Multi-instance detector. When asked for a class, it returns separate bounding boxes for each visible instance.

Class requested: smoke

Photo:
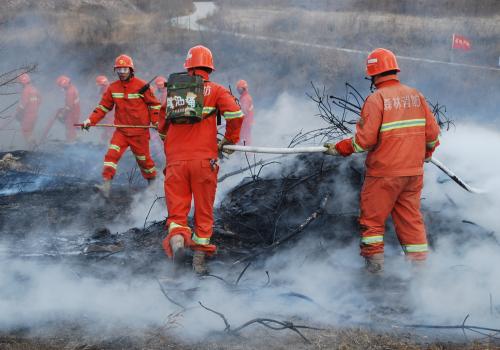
[1,1,499,346]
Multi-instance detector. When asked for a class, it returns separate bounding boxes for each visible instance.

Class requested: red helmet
[155,76,166,89]
[56,75,71,88]
[95,75,109,86]
[236,79,248,92]
[18,73,31,85]
[114,54,134,71]
[366,48,400,77]
[184,45,215,70]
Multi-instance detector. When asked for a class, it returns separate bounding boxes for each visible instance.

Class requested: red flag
[451,34,472,51]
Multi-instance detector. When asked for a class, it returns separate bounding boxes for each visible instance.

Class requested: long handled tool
[430,157,485,194]
[74,123,157,129]
[222,145,485,194]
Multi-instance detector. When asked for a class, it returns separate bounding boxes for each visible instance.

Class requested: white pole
[223,145,327,154]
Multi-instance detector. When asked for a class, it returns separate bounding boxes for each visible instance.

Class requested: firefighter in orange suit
[82,54,162,197]
[56,75,81,142]
[324,48,440,273]
[95,75,114,144]
[236,79,254,145]
[158,45,243,274]
[154,76,167,104]
[16,73,41,146]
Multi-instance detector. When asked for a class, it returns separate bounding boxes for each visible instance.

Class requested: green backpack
[166,72,204,124]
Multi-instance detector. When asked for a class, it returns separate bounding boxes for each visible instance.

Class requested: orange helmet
[155,76,166,89]
[236,79,248,92]
[56,75,71,88]
[366,48,400,77]
[95,75,109,86]
[18,73,31,85]
[184,45,215,70]
[114,54,134,71]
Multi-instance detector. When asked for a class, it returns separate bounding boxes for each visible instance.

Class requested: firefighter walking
[55,75,81,142]
[324,48,440,273]
[158,45,243,274]
[82,54,162,197]
[236,79,254,145]
[15,73,41,147]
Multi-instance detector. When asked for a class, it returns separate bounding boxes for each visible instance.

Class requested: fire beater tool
[222,145,486,194]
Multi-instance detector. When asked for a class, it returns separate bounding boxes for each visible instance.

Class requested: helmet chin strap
[365,76,375,93]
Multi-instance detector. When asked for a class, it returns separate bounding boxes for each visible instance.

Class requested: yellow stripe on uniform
[192,233,210,245]
[223,110,243,119]
[108,144,120,152]
[168,222,190,234]
[149,105,161,110]
[103,161,117,169]
[352,137,365,153]
[361,235,384,245]
[111,93,124,98]
[380,118,426,132]
[135,155,146,161]
[141,166,156,174]
[127,93,144,99]
[98,104,110,113]
[202,107,216,115]
[426,137,439,149]
[402,243,428,253]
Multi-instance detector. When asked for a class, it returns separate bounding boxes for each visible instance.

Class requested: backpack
[165,72,204,124]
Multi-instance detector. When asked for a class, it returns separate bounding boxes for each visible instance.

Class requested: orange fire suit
[239,90,254,145]
[62,84,81,142]
[88,76,161,180]
[16,83,41,142]
[348,75,440,260]
[158,69,243,257]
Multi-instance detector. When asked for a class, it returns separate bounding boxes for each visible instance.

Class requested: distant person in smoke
[158,45,243,274]
[324,48,440,274]
[95,75,114,145]
[154,76,167,104]
[236,79,254,145]
[53,75,81,142]
[15,73,41,148]
[82,54,162,198]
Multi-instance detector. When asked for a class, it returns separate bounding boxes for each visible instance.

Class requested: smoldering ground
[1,90,499,347]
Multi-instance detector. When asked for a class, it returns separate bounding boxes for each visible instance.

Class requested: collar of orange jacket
[375,74,399,88]
[188,69,210,81]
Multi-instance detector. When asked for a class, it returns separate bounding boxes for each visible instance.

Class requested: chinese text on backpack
[166,72,204,124]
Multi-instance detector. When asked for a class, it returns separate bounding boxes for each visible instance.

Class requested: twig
[235,261,252,285]
[143,195,165,230]
[157,278,186,310]
[198,301,231,331]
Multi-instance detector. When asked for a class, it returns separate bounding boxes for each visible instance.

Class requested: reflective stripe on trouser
[163,159,218,257]
[359,175,428,260]
[102,130,156,180]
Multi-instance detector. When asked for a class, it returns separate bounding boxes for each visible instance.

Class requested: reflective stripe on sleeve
[141,166,156,174]
[223,110,243,119]
[361,235,384,245]
[135,155,146,161]
[111,93,125,98]
[402,243,428,253]
[192,233,210,245]
[352,137,365,153]
[103,161,117,169]
[108,144,120,152]
[127,93,144,99]
[98,104,110,113]
[380,118,426,132]
[149,105,161,110]
[426,137,439,149]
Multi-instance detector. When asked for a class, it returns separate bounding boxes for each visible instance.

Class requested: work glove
[218,137,234,155]
[323,143,339,156]
[81,118,91,131]
[334,138,355,157]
